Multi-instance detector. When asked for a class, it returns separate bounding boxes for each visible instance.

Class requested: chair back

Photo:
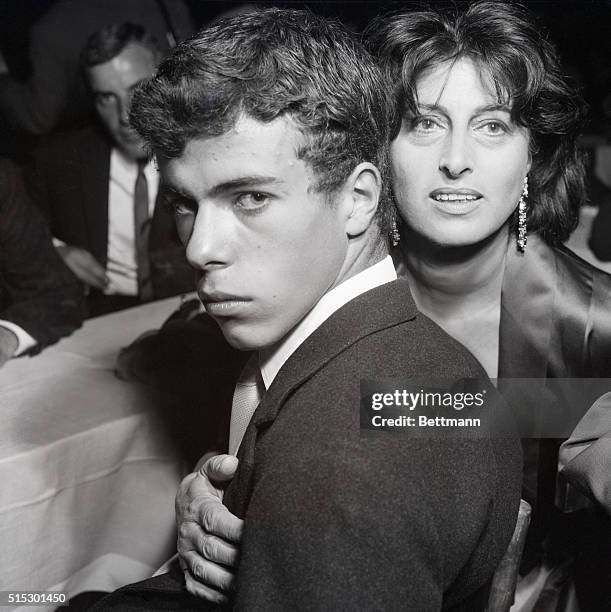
[487,499,532,612]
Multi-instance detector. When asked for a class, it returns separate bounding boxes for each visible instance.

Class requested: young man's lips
[199,291,251,315]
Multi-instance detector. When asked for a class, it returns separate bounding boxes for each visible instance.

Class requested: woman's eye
[412,117,441,132]
[235,192,271,210]
[480,120,508,135]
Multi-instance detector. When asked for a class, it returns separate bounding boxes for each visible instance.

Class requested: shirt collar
[110,149,156,192]
[258,255,397,390]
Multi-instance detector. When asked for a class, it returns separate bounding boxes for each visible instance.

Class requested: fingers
[179,521,240,567]
[183,567,230,604]
[175,456,243,602]
[75,250,109,289]
[182,550,236,593]
[198,498,244,544]
[58,246,109,289]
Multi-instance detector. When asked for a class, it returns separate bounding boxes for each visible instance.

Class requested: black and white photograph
[0,1,610,610]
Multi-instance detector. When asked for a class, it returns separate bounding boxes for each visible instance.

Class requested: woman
[176,1,611,608]
[372,4,611,607]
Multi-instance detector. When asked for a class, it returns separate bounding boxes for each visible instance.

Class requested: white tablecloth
[0,296,192,609]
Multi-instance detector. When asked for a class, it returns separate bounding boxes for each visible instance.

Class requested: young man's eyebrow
[161,176,284,200]
[209,175,283,197]
[161,184,192,199]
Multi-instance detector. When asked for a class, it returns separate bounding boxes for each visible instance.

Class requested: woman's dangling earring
[517,176,528,253]
[390,218,400,247]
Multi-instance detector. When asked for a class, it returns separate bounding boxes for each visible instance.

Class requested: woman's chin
[406,222,510,253]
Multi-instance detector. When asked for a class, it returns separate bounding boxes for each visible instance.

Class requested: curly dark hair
[367,0,587,245]
[130,8,394,236]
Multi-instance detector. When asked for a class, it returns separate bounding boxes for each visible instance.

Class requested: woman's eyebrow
[472,103,512,114]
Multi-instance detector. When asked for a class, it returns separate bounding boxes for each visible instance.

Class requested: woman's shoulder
[552,242,611,282]
[508,233,611,293]
[503,234,611,376]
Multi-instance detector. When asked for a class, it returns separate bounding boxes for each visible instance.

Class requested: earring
[390,218,400,247]
[517,176,528,253]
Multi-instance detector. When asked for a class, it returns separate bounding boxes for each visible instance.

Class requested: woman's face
[390,57,531,247]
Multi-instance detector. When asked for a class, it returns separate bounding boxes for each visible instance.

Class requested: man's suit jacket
[0,158,82,351]
[97,278,523,611]
[26,127,195,302]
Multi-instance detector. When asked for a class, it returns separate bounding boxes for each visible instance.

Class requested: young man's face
[160,115,351,351]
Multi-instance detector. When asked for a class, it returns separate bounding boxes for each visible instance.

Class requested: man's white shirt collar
[259,255,397,390]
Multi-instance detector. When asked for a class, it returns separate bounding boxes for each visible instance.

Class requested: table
[0,296,192,609]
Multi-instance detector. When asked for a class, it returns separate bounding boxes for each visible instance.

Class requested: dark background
[1,0,611,133]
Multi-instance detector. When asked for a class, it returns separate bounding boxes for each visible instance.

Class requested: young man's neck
[330,233,388,292]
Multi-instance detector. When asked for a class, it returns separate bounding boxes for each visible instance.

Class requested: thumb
[204,454,239,482]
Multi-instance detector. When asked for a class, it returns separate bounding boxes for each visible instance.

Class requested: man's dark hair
[367,0,587,245]
[81,22,160,69]
[130,8,394,235]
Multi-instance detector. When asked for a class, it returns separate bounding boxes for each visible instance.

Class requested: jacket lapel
[224,278,418,517]
[80,130,112,265]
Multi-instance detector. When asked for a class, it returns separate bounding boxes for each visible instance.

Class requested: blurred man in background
[27,23,194,317]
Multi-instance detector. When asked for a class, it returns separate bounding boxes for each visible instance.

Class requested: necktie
[134,160,153,301]
[229,355,264,456]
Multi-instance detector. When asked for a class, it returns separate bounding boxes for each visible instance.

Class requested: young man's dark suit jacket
[0,158,82,351]
[95,278,523,611]
[26,127,195,313]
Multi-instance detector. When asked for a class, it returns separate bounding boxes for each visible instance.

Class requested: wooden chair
[487,499,532,612]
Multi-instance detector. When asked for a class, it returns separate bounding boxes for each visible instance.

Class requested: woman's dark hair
[367,0,587,245]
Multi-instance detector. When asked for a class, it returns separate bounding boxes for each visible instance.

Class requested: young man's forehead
[161,115,311,180]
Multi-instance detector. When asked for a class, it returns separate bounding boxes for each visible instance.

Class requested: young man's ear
[341,162,382,238]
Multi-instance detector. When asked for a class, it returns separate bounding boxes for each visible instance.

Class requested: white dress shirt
[0,151,160,357]
[228,255,397,454]
[259,255,397,390]
[105,149,158,295]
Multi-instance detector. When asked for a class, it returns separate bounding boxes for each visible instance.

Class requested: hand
[0,326,18,367]
[56,245,108,290]
[176,454,242,604]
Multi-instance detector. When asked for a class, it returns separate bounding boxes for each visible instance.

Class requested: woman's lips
[429,189,482,214]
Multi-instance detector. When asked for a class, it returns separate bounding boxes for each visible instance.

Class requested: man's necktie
[229,355,264,456]
[134,160,153,301]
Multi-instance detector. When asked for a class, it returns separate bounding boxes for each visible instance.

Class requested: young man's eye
[174,201,195,216]
[235,192,271,211]
[164,195,195,216]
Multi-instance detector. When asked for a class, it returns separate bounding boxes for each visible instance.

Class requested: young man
[27,24,193,317]
[95,9,521,610]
